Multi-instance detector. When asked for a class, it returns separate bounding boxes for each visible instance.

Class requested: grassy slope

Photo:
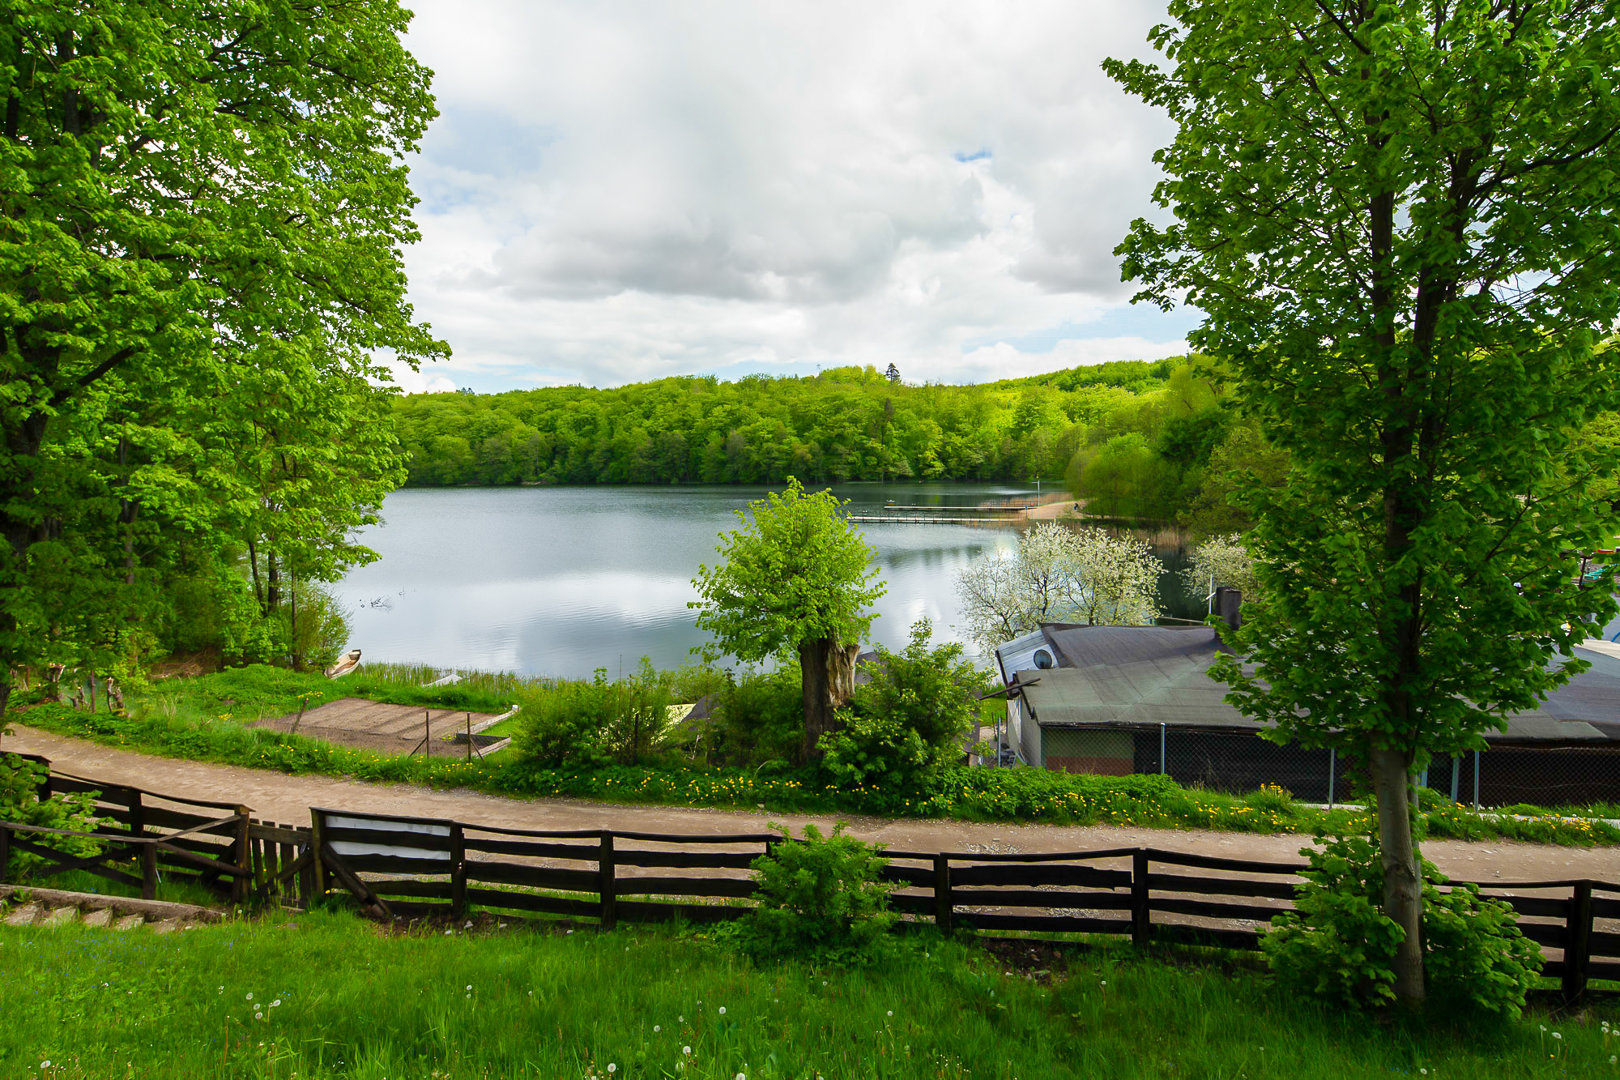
[2,912,1614,1080]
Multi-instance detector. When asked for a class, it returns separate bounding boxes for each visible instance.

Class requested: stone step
[150,918,183,934]
[112,914,145,932]
[3,904,42,927]
[80,907,113,929]
[39,906,78,928]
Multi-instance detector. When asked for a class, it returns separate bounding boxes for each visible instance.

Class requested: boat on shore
[325,649,362,678]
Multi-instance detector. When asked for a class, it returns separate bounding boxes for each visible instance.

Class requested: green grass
[9,868,223,909]
[10,666,1619,847]
[0,910,1614,1079]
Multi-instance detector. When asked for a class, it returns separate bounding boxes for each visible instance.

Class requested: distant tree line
[394,357,1290,537]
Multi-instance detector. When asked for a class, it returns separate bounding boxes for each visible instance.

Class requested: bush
[703,667,804,766]
[818,619,990,798]
[513,661,675,767]
[0,751,106,875]
[729,822,896,966]
[1262,835,1542,1019]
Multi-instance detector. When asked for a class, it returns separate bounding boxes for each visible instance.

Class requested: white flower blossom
[957,523,1162,655]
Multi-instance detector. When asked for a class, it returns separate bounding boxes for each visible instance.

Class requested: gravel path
[6,724,1615,883]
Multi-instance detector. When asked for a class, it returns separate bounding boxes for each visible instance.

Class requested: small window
[1033,649,1054,669]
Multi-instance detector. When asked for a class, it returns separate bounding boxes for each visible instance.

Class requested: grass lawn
[1,910,1616,1079]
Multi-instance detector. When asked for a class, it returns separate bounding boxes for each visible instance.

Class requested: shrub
[730,822,896,966]
[0,751,106,875]
[819,619,990,796]
[1262,835,1542,1019]
[704,667,804,766]
[512,661,675,767]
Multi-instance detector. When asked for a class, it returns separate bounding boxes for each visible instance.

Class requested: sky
[391,1,1198,395]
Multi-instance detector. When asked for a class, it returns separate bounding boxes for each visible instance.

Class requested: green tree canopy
[1,1,442,699]
[1109,0,1620,1005]
[691,480,886,759]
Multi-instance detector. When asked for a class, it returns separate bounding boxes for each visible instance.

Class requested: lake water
[331,484,1036,679]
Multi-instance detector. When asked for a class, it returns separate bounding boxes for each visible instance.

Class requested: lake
[331,483,1036,679]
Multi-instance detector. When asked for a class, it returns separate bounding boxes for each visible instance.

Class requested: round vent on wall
[1033,649,1054,669]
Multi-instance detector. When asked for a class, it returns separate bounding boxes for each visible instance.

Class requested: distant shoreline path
[5,724,1612,882]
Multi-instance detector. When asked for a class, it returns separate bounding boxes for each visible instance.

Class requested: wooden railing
[3,753,1616,1003]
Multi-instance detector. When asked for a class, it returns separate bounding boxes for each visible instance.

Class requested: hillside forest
[393,356,1288,538]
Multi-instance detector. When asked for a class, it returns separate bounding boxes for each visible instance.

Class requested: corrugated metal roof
[1009,625,1618,743]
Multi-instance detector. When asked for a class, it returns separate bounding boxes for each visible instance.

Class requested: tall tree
[690,480,886,759]
[955,522,1162,657]
[0,2,442,705]
[1109,1,1620,1004]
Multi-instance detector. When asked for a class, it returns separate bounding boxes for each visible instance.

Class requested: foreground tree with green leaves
[0,2,442,700]
[1109,1,1620,1005]
[691,480,885,759]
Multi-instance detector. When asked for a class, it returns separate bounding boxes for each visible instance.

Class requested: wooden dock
[849,515,1023,524]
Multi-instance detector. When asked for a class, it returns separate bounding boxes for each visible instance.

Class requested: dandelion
[41,1062,49,1070]
[466,985,473,992]
[683,1046,692,1056]
[271,1000,281,1008]
[607,1066,617,1075]
[718,1007,727,1016]
[255,1011,263,1021]
[887,1010,893,1017]
[654,1026,661,1033]
[1552,1032,1562,1041]
[246,993,254,1001]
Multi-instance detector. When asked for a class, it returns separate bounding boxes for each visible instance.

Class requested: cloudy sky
[393,1,1198,394]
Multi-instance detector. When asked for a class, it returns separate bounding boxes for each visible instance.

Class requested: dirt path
[6,724,1615,883]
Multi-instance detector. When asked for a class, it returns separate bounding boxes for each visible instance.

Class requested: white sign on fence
[326,813,452,863]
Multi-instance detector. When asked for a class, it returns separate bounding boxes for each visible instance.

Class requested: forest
[392,356,1287,537]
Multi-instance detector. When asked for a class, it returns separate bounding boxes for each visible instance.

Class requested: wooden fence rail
[2,753,1617,1003]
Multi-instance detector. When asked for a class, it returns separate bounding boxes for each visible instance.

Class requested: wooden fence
[307,806,1620,1003]
[0,752,312,905]
[2,753,1617,1003]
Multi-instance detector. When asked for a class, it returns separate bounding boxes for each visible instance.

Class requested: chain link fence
[1084,725,1620,810]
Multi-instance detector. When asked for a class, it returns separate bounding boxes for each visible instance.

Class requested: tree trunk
[799,637,859,760]
[1370,744,1426,1005]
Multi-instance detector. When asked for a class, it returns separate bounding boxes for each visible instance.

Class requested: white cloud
[397,0,1190,391]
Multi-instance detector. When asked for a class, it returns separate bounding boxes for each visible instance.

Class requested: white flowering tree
[1180,534,1261,609]
[955,523,1162,657]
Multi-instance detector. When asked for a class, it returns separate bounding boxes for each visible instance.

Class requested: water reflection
[333,484,1027,679]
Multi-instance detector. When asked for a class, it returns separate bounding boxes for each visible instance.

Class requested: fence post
[1472,751,1481,811]
[0,824,10,884]
[1131,849,1151,948]
[450,824,467,917]
[599,831,617,930]
[129,790,145,839]
[140,842,158,901]
[933,853,953,936]
[297,826,316,908]
[1449,756,1461,804]
[1159,724,1167,775]
[310,810,327,900]
[1563,881,1593,1006]
[1327,749,1336,809]
[232,808,250,904]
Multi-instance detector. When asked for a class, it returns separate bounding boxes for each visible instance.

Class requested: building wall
[1014,698,1043,767]
[1043,728,1135,775]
